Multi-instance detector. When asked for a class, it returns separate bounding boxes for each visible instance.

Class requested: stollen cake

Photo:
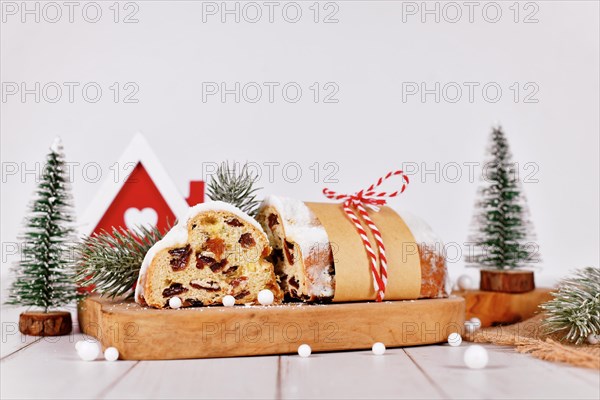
[135,201,283,308]
[256,195,449,302]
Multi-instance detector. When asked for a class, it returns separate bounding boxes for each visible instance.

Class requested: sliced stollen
[256,196,335,302]
[257,195,449,302]
[135,201,283,308]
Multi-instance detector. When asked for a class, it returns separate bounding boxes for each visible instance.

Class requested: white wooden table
[2,307,599,400]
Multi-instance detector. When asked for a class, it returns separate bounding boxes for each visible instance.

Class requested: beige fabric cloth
[469,314,600,370]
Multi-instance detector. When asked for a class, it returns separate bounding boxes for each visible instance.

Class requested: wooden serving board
[78,296,465,360]
[455,288,553,327]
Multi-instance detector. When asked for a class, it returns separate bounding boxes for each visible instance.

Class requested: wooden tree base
[480,269,535,293]
[19,311,72,336]
[454,288,553,327]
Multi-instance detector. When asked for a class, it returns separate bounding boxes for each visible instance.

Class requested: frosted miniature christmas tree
[6,138,79,335]
[468,126,537,270]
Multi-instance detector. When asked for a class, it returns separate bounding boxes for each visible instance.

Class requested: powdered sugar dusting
[262,196,314,227]
[262,195,330,257]
[307,268,334,298]
[398,210,443,249]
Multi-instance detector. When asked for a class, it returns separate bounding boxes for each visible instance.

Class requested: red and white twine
[323,170,409,302]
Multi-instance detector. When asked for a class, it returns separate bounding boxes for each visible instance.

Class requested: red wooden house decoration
[80,133,204,236]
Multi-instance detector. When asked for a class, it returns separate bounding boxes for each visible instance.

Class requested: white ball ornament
[104,347,119,362]
[169,296,182,309]
[75,340,85,352]
[463,345,489,369]
[78,341,100,361]
[222,295,236,307]
[457,275,473,291]
[448,332,462,347]
[372,342,386,355]
[298,344,312,358]
[587,334,599,345]
[258,289,274,306]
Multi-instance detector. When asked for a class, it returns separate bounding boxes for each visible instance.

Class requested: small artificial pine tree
[6,138,79,312]
[467,126,537,269]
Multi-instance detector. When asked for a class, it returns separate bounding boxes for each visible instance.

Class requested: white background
[1,0,599,298]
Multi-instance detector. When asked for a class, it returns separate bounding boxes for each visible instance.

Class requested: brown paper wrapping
[305,202,421,302]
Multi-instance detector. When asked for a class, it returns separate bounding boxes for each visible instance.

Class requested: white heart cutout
[124,207,158,233]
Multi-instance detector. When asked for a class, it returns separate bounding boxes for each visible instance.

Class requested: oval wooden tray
[77,295,465,360]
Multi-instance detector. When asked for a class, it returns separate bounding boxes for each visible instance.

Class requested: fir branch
[206,161,262,217]
[541,267,600,345]
[75,225,164,299]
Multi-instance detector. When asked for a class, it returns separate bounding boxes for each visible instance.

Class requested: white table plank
[489,345,600,387]
[279,348,444,399]
[1,332,138,400]
[405,343,600,400]
[101,356,280,399]
[2,319,599,400]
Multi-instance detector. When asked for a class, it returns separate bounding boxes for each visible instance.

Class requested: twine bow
[323,171,409,302]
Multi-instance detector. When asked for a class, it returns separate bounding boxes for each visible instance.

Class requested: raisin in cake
[135,201,283,308]
[256,195,449,302]
[256,196,335,302]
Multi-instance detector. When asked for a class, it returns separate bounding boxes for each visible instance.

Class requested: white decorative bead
[258,289,274,306]
[75,340,85,352]
[463,345,489,369]
[457,275,473,290]
[104,347,119,362]
[448,332,462,347]
[371,342,386,355]
[77,341,100,361]
[587,334,599,345]
[222,295,236,307]
[298,344,312,358]
[169,296,182,309]
[470,317,482,328]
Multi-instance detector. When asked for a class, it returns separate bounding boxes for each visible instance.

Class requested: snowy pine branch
[206,161,262,217]
[75,226,165,299]
[541,267,600,344]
